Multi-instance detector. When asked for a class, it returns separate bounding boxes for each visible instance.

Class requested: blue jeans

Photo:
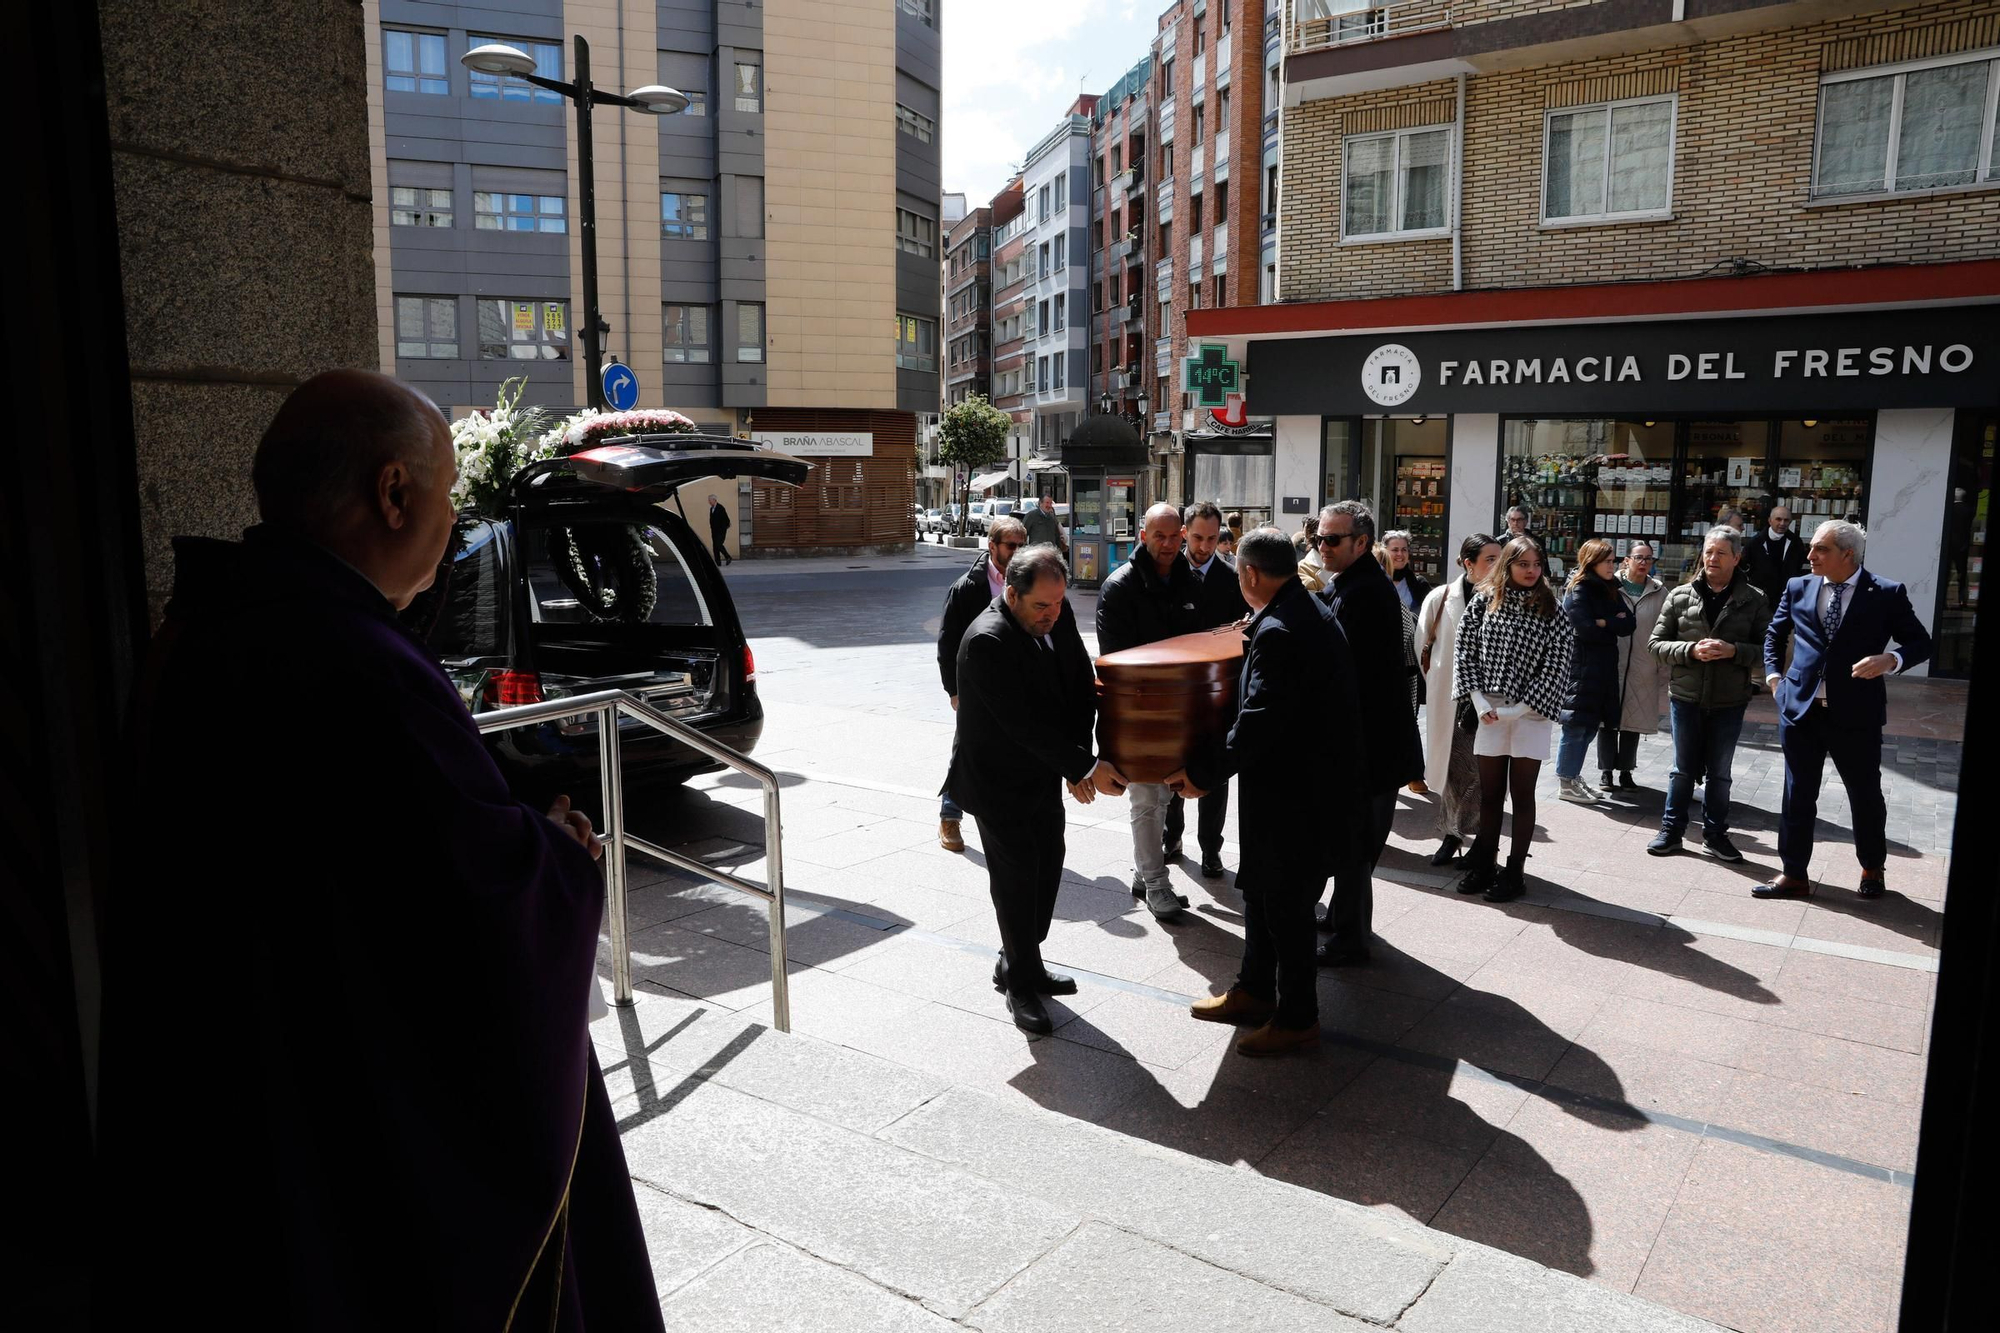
[1662,699,1747,838]
[1555,721,1596,779]
[940,791,962,821]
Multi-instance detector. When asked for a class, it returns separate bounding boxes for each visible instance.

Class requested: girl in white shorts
[1449,537,1575,901]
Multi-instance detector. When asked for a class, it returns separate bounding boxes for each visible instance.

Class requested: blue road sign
[602,361,640,411]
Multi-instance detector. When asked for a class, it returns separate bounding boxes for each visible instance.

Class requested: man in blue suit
[1754,520,1932,900]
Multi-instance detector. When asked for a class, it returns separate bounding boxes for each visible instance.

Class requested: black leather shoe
[1485,861,1526,903]
[1647,830,1682,856]
[1857,870,1885,899]
[1036,969,1079,996]
[1456,850,1496,896]
[1752,876,1813,899]
[1599,770,1615,791]
[1314,902,1333,931]
[1315,941,1371,968]
[1163,840,1184,861]
[1429,835,1462,867]
[1006,991,1054,1035]
[1200,852,1226,878]
[1618,771,1638,790]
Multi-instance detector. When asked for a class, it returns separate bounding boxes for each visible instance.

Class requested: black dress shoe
[1006,991,1054,1035]
[1200,852,1226,878]
[1429,835,1462,867]
[1618,771,1638,790]
[1857,870,1886,899]
[1036,968,1079,996]
[1315,941,1371,968]
[1456,850,1496,895]
[1752,876,1813,899]
[1163,840,1184,861]
[1313,901,1332,931]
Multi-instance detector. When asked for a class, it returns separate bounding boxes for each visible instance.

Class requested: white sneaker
[1557,777,1602,804]
[1144,883,1185,920]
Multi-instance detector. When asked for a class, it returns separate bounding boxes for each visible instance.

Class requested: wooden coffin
[1095,627,1245,784]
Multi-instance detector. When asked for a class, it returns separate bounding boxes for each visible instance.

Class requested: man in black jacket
[1165,500,1251,878]
[946,546,1128,1034]
[1096,502,1203,919]
[707,493,733,565]
[1170,529,1360,1057]
[1314,501,1425,965]
[1742,503,1808,612]
[933,517,1027,852]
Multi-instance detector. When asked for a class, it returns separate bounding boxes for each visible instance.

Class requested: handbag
[1454,695,1479,735]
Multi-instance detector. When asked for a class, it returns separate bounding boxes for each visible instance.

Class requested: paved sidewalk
[602,658,1956,1333]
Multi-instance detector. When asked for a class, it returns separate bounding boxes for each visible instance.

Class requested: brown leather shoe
[1751,874,1813,899]
[939,819,964,853]
[1236,1020,1321,1058]
[1189,988,1277,1026]
[1857,868,1886,899]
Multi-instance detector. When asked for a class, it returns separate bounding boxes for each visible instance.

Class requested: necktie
[1193,566,1204,585]
[1825,581,1846,637]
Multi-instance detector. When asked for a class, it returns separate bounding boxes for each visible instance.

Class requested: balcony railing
[1213,223,1228,274]
[1288,1,1451,55]
[1190,233,1204,270]
[1126,167,1147,199]
[1154,411,1172,432]
[1215,31,1233,85]
[1192,142,1206,177]
[1156,177,1175,214]
[1159,99,1177,139]
[1111,167,1136,196]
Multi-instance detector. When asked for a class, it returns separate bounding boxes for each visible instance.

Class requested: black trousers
[974,801,1066,996]
[1240,876,1325,1028]
[1163,782,1228,856]
[1595,726,1640,773]
[1778,701,1887,879]
[1328,789,1396,951]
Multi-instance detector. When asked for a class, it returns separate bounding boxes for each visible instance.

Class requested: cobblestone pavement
[597,550,1956,1333]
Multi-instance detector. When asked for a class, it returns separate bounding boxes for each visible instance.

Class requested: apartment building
[943,207,992,408]
[1189,0,1998,682]
[365,0,942,556]
[1151,0,1278,518]
[987,179,1035,493]
[1023,98,1099,467]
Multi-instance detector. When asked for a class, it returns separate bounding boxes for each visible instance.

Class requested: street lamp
[462,38,687,409]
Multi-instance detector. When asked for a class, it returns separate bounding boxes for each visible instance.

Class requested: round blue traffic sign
[602,361,640,411]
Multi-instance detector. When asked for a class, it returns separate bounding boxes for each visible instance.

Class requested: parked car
[967,501,990,534]
[983,499,1019,535]
[402,434,809,808]
[921,507,944,537]
[938,503,963,535]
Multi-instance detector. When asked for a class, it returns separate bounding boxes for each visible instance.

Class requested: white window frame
[1539,94,1678,227]
[1810,48,2000,203]
[1340,124,1455,243]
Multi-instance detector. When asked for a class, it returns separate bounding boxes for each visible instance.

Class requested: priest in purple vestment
[99,370,664,1329]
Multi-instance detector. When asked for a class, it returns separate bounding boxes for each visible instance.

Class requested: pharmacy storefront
[1187,263,1998,676]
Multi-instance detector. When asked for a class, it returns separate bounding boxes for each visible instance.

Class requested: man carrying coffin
[1169,529,1363,1058]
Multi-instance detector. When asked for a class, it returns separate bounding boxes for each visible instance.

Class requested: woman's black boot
[1457,843,1498,896]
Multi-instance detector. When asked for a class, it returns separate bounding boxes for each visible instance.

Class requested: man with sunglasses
[935,516,1031,852]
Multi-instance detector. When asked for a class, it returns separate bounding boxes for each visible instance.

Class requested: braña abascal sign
[1248,306,1999,416]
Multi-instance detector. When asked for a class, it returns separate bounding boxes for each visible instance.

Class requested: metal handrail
[474,688,790,1031]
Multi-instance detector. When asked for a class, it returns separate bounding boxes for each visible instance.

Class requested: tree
[936,393,1011,536]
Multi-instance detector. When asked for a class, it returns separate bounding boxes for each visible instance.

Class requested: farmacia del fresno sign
[1251,308,1999,416]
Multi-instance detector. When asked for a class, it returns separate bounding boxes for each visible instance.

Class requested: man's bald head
[253,370,448,531]
[1139,501,1183,578]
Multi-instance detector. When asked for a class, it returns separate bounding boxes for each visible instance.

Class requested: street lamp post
[461,38,687,410]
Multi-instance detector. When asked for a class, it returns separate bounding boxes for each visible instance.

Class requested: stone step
[593,985,1723,1331]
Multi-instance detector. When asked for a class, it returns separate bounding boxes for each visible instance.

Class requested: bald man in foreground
[99,371,664,1328]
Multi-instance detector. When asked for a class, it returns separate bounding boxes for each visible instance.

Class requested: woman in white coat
[1597,542,1669,790]
[1416,532,1504,865]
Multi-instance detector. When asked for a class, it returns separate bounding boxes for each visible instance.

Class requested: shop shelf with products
[1393,457,1449,583]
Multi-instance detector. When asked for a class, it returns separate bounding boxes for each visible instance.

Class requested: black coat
[1394,569,1435,615]
[1742,529,1807,609]
[944,597,1097,820]
[1189,579,1361,889]
[1559,575,1637,728]
[1189,553,1250,628]
[1326,553,1425,791]
[1096,548,1201,656]
[103,526,660,1329]
[937,554,1000,695]
[708,503,731,537]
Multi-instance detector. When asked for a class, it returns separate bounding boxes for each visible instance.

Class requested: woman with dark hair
[1418,532,1503,865]
[1553,539,1635,804]
[1451,537,1575,902]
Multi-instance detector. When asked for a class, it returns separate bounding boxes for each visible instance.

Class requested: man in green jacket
[1645,526,1770,862]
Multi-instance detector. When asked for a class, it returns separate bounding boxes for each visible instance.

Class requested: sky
[942,0,1164,207]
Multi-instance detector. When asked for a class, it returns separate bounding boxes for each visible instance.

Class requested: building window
[1053,293,1066,330]
[1343,126,1451,238]
[1814,53,2000,198]
[1053,355,1066,391]
[391,186,453,227]
[384,29,448,95]
[733,176,765,238]
[1161,58,1174,97]
[898,0,936,27]
[1037,356,1049,393]
[478,299,569,360]
[1193,104,1206,143]
[896,313,936,371]
[1263,161,1279,226]
[897,207,937,257]
[1191,194,1204,233]
[395,295,457,358]
[663,304,712,363]
[474,192,567,233]
[1543,96,1675,223]
[735,303,766,362]
[1054,235,1067,270]
[897,103,934,142]
[662,192,710,240]
[1213,274,1225,307]
[467,35,563,103]
[1159,221,1171,252]
[1038,185,1050,222]
[1055,173,1068,211]
[734,61,762,113]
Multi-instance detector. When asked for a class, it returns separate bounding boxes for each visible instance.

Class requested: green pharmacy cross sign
[1182,343,1240,408]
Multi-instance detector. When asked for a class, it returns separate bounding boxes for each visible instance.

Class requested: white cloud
[942,0,1119,202]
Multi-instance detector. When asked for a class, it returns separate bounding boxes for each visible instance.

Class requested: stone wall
[100,0,378,619]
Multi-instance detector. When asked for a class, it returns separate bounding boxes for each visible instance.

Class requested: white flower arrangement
[449,377,554,516]
[541,406,701,456]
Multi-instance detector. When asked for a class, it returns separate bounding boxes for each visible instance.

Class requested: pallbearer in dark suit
[1755,520,1932,901]
[1742,504,1808,612]
[1169,529,1362,1058]
[1166,500,1253,878]
[945,546,1129,1034]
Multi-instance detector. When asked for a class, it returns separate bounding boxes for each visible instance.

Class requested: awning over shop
[1026,458,1066,473]
[967,471,1011,491]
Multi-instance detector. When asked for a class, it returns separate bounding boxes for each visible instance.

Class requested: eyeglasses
[990,540,1022,553]
[1314,532,1355,547]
